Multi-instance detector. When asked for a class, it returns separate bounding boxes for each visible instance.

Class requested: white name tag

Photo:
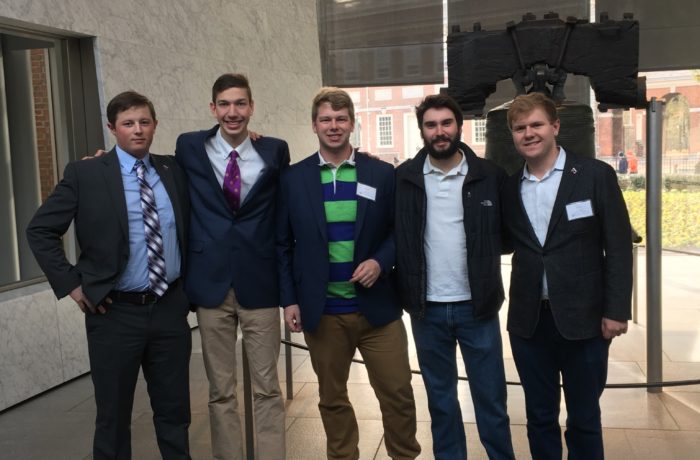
[356,182,377,201]
[566,199,594,220]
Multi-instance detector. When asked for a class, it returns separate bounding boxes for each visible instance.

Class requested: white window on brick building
[377,115,393,148]
[472,119,486,144]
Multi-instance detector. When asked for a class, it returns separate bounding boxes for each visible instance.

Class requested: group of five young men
[27,73,631,460]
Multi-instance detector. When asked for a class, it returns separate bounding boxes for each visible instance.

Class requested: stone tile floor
[1,251,699,459]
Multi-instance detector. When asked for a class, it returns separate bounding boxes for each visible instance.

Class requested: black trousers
[510,306,610,460]
[86,283,192,460]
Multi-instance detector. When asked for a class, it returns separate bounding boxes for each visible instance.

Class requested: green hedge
[623,190,700,249]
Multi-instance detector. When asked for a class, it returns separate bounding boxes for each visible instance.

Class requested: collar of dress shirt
[521,146,567,182]
[116,145,151,173]
[215,128,253,161]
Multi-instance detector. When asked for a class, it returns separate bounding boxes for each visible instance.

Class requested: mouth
[327,133,343,142]
[432,137,451,150]
[522,139,541,148]
[224,119,243,130]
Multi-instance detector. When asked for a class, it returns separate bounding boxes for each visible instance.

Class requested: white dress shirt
[205,129,266,203]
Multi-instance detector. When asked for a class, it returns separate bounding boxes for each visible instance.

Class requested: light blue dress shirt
[114,146,181,292]
[520,147,566,299]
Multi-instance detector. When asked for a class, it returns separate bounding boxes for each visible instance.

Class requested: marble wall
[0,284,89,410]
[0,0,322,161]
[0,0,321,409]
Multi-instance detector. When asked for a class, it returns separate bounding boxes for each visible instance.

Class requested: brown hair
[212,73,252,103]
[506,92,558,129]
[107,91,156,125]
[311,87,355,123]
[415,94,463,129]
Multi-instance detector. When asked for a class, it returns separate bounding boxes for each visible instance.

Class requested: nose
[134,122,143,133]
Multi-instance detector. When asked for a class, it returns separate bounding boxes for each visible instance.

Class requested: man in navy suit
[175,74,289,460]
[277,87,420,460]
[502,92,632,460]
[27,91,191,459]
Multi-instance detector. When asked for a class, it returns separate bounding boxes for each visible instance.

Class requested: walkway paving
[1,251,699,459]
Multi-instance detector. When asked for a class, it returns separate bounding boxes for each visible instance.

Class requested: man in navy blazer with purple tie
[175,73,289,460]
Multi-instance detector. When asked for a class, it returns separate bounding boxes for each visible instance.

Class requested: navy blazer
[276,152,401,333]
[502,152,633,340]
[175,125,290,308]
[26,149,189,306]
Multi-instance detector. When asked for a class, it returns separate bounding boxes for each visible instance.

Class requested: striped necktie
[135,159,168,296]
[223,150,241,212]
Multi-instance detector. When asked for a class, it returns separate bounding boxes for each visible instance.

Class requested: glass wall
[0,26,102,291]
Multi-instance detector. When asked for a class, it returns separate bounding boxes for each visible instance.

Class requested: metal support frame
[645,98,664,394]
[632,245,639,323]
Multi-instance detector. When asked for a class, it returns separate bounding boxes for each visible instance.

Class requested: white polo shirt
[423,151,472,302]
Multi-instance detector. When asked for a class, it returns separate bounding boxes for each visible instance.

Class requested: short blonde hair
[311,87,355,123]
[506,93,558,129]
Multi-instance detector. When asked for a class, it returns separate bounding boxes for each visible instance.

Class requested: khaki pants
[304,314,420,460]
[197,289,285,460]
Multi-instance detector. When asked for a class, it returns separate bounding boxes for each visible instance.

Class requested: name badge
[566,199,594,221]
[356,182,377,201]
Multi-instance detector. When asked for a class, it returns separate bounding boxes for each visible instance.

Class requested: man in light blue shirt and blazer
[27,91,192,459]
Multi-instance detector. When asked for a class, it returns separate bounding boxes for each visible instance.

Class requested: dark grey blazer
[26,148,189,306]
[502,152,633,340]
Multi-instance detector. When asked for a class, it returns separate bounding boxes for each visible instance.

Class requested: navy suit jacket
[276,152,401,333]
[26,149,189,306]
[175,125,290,308]
[502,152,633,340]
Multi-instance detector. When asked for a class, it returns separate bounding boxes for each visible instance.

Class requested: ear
[552,119,561,136]
[209,101,217,116]
[107,122,116,136]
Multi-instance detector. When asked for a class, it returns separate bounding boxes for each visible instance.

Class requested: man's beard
[424,131,461,160]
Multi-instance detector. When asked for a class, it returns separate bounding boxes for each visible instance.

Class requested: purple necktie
[223,150,241,212]
[135,160,168,296]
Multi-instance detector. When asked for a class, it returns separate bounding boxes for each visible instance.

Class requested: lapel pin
[571,167,577,174]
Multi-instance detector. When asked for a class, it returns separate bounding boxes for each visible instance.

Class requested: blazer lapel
[195,127,231,212]
[101,149,129,240]
[354,153,370,240]
[512,173,542,249]
[302,155,328,241]
[545,154,580,243]
[240,141,274,210]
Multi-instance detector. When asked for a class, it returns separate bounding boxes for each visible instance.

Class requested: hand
[284,304,302,332]
[248,130,263,141]
[601,317,628,339]
[81,149,106,160]
[349,259,381,288]
[69,286,107,314]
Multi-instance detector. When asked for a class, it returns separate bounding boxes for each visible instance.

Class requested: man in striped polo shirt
[277,87,420,460]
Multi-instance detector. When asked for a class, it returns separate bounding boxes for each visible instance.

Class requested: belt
[109,278,180,305]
